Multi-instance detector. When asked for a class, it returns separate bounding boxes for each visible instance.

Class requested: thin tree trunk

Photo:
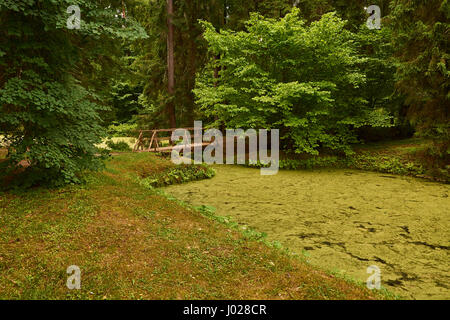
[167,0,176,128]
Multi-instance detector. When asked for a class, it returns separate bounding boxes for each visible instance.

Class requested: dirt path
[165,165,450,299]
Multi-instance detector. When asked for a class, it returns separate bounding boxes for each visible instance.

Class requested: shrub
[107,123,138,137]
[0,1,146,187]
[105,140,132,152]
[246,157,343,170]
[140,164,215,188]
[194,9,392,156]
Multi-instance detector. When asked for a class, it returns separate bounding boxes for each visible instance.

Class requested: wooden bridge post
[133,131,143,152]
[132,127,208,153]
[148,130,156,152]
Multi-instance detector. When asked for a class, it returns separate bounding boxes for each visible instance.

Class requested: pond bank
[165,165,450,299]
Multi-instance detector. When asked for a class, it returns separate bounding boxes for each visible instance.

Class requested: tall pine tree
[0,0,146,186]
[390,0,449,154]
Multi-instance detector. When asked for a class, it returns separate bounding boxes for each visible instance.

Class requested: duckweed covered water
[165,165,450,299]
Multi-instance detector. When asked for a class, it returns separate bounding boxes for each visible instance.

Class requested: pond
[165,165,450,299]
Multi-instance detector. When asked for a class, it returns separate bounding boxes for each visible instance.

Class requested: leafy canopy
[194,9,391,155]
[0,0,147,187]
[389,0,449,149]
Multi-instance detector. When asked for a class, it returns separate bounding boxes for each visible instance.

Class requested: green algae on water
[165,165,450,299]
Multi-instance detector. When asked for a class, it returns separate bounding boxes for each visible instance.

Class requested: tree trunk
[167,0,176,128]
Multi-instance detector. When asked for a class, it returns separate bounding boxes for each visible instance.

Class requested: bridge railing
[132,128,207,153]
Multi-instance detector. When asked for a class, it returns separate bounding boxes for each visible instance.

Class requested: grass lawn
[0,153,385,300]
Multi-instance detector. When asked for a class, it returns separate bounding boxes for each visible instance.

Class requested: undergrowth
[244,140,449,183]
[139,164,216,188]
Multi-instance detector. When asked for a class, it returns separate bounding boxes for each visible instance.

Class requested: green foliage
[131,0,301,129]
[389,0,449,146]
[195,9,392,155]
[130,0,218,128]
[0,0,146,187]
[107,122,138,137]
[1,0,445,186]
[246,156,343,170]
[105,140,132,152]
[245,139,449,182]
[140,164,215,188]
[107,80,143,124]
[355,25,402,118]
[246,153,432,179]
[348,154,425,176]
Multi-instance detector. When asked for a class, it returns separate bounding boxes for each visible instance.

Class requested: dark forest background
[0,0,448,185]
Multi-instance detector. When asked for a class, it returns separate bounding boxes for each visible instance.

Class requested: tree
[0,0,146,187]
[166,0,176,128]
[294,1,392,29]
[389,0,449,154]
[132,0,299,129]
[355,24,402,119]
[194,9,392,155]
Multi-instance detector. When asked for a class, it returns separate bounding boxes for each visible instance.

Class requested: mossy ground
[0,152,381,299]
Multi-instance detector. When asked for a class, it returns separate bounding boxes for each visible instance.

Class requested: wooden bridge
[132,128,210,153]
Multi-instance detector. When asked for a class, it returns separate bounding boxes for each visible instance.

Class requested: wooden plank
[133,128,208,153]
[150,142,210,153]
[155,131,160,150]
[155,135,202,143]
[135,127,197,133]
